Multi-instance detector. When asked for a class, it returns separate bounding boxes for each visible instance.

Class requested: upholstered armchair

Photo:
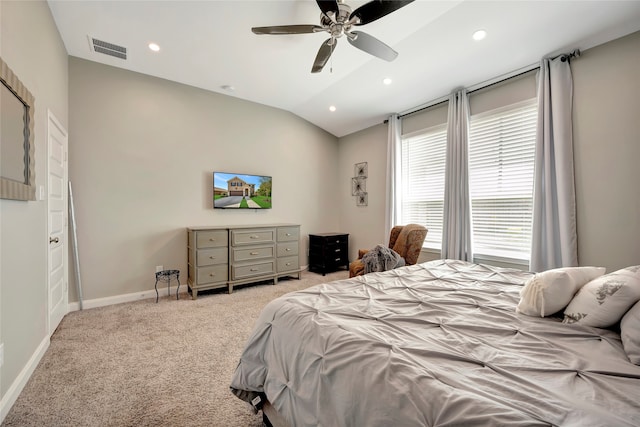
[348,224,428,278]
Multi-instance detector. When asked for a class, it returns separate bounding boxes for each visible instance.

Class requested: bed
[230,259,640,426]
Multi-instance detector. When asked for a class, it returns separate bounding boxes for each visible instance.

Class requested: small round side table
[155,269,180,303]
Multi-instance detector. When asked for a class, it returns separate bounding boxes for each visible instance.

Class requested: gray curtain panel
[530,57,578,272]
[442,89,473,261]
[385,113,402,240]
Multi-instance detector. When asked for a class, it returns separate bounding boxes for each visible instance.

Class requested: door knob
[49,237,59,244]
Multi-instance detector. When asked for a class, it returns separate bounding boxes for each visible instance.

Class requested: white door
[48,111,68,335]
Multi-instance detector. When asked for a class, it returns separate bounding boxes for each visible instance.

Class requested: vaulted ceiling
[48,0,640,137]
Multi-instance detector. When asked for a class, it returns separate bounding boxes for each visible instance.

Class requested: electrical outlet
[155,265,163,273]
[0,343,4,368]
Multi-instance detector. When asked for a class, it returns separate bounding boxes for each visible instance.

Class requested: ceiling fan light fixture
[251,0,416,73]
[472,29,487,41]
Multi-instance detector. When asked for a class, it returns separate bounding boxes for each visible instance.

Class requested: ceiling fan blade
[316,0,339,18]
[350,0,415,26]
[347,31,397,61]
[311,38,336,73]
[252,25,324,35]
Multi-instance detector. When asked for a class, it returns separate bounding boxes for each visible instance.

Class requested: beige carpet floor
[1,270,348,427]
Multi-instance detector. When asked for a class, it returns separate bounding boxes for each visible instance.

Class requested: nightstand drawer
[277,241,299,257]
[231,229,275,246]
[325,253,349,265]
[324,243,347,256]
[196,230,228,249]
[232,261,275,280]
[232,245,274,262]
[195,264,228,284]
[197,247,228,266]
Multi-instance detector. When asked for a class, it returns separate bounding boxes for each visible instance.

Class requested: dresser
[308,233,349,275]
[187,224,301,298]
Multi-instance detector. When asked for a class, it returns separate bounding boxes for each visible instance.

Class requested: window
[468,100,537,261]
[399,99,537,261]
[400,125,447,250]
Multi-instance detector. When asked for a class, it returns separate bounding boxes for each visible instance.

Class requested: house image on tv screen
[227,176,255,197]
[213,173,272,209]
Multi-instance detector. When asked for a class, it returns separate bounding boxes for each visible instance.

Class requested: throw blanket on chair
[362,244,405,274]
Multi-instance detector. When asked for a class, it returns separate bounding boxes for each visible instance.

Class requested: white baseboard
[69,284,186,311]
[68,269,312,312]
[0,335,50,424]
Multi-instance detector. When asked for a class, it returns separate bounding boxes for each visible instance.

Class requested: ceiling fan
[251,0,415,73]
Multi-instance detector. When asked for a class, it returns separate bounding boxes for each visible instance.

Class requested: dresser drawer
[277,256,299,273]
[196,230,228,249]
[195,264,228,284]
[232,245,274,263]
[277,226,299,242]
[196,247,228,266]
[232,261,275,280]
[277,241,299,257]
[231,229,275,246]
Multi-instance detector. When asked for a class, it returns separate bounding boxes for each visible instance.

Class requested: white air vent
[88,36,127,60]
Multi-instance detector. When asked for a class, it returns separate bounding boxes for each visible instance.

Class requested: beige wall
[0,0,68,406]
[338,30,640,273]
[68,57,339,301]
[573,31,640,271]
[338,123,388,262]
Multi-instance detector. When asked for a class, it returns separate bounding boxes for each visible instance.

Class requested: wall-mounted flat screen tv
[213,172,272,209]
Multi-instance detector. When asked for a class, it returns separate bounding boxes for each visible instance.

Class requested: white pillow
[621,300,640,365]
[517,266,606,317]
[563,266,640,328]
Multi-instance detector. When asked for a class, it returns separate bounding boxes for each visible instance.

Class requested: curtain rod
[387,64,538,123]
[384,49,581,123]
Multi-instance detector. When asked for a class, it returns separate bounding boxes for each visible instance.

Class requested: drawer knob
[286,248,291,251]
[209,238,216,242]
[250,235,259,239]
[286,262,291,266]
[209,256,216,259]
[250,252,259,255]
[335,258,341,262]
[286,233,292,236]
[250,268,258,272]
[335,249,340,252]
[209,273,215,277]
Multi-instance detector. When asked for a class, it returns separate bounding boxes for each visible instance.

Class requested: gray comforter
[230,259,640,426]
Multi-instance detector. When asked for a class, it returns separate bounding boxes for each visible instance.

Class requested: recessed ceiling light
[383,77,393,85]
[472,30,487,41]
[148,43,160,52]
[329,105,336,112]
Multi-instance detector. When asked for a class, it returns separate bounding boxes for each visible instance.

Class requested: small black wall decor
[352,162,368,206]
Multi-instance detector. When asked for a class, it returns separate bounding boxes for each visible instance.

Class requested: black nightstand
[308,233,349,275]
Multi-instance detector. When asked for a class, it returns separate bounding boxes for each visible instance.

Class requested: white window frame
[468,98,537,266]
[397,99,537,268]
[400,124,447,251]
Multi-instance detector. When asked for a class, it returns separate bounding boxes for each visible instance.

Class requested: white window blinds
[400,125,447,249]
[468,100,537,261]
